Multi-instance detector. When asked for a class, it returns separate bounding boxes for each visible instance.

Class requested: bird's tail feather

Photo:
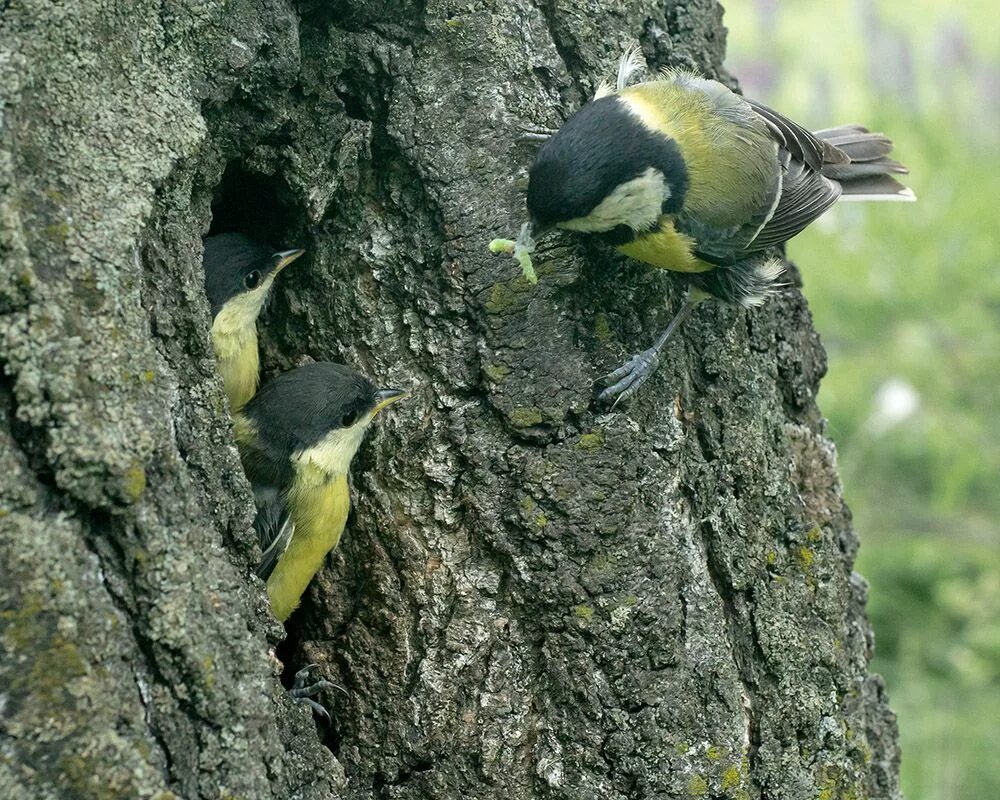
[816,124,916,201]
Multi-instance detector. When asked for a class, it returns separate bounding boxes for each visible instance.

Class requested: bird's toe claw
[299,697,331,723]
[516,123,558,143]
[597,349,660,407]
[288,664,345,722]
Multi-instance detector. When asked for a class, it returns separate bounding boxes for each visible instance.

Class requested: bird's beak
[530,219,551,239]
[528,216,558,239]
[372,388,408,416]
[516,220,549,254]
[273,248,305,271]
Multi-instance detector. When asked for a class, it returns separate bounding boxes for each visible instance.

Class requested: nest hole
[208,161,301,250]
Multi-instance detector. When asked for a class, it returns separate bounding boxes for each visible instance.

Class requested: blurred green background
[723,1,1000,796]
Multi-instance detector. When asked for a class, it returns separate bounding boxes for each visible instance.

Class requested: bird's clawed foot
[289,664,342,722]
[597,347,661,408]
[517,123,558,143]
[596,290,702,407]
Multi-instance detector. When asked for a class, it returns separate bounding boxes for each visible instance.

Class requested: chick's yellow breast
[217,343,259,412]
[211,305,261,412]
[266,469,351,622]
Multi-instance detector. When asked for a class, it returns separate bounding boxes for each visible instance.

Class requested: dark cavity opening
[334,84,370,122]
[208,161,300,250]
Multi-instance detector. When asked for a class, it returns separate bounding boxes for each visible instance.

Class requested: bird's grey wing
[679,160,783,266]
[744,98,848,171]
[252,483,284,552]
[690,132,844,262]
[237,431,295,581]
[739,101,858,251]
[744,156,842,252]
[256,517,293,581]
[254,484,293,581]
[677,94,848,262]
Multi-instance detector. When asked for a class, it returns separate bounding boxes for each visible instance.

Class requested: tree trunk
[0,1,901,798]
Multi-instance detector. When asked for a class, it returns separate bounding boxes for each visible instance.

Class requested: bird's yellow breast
[617,219,715,273]
[216,340,259,413]
[210,310,260,412]
[266,468,351,622]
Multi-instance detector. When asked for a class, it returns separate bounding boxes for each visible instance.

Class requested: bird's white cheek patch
[294,419,372,480]
[211,276,277,349]
[559,167,668,234]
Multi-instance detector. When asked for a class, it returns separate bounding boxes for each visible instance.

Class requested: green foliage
[725,1,1000,797]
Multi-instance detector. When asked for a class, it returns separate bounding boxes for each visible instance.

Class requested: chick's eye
[243,270,262,290]
[341,409,359,427]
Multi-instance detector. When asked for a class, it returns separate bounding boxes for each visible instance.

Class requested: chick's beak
[274,248,305,271]
[372,388,407,416]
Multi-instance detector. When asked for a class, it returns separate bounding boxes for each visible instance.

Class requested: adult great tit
[203,233,304,412]
[233,362,407,622]
[517,48,913,405]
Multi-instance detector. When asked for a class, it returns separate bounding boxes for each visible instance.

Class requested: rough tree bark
[0,1,901,798]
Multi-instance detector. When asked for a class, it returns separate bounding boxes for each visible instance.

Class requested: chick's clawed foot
[289,664,342,722]
[597,348,662,408]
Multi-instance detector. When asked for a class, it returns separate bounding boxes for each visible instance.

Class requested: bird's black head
[526,96,688,237]
[202,233,303,319]
[242,362,407,473]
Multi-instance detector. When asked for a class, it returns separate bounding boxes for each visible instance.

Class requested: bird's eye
[244,270,262,290]
[341,409,359,428]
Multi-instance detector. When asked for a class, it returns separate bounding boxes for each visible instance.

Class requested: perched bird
[233,362,406,622]
[513,47,913,405]
[203,233,304,411]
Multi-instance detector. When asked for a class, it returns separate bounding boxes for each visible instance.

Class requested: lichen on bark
[1,1,900,798]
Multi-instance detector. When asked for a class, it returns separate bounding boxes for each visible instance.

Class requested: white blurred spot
[864,378,920,435]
